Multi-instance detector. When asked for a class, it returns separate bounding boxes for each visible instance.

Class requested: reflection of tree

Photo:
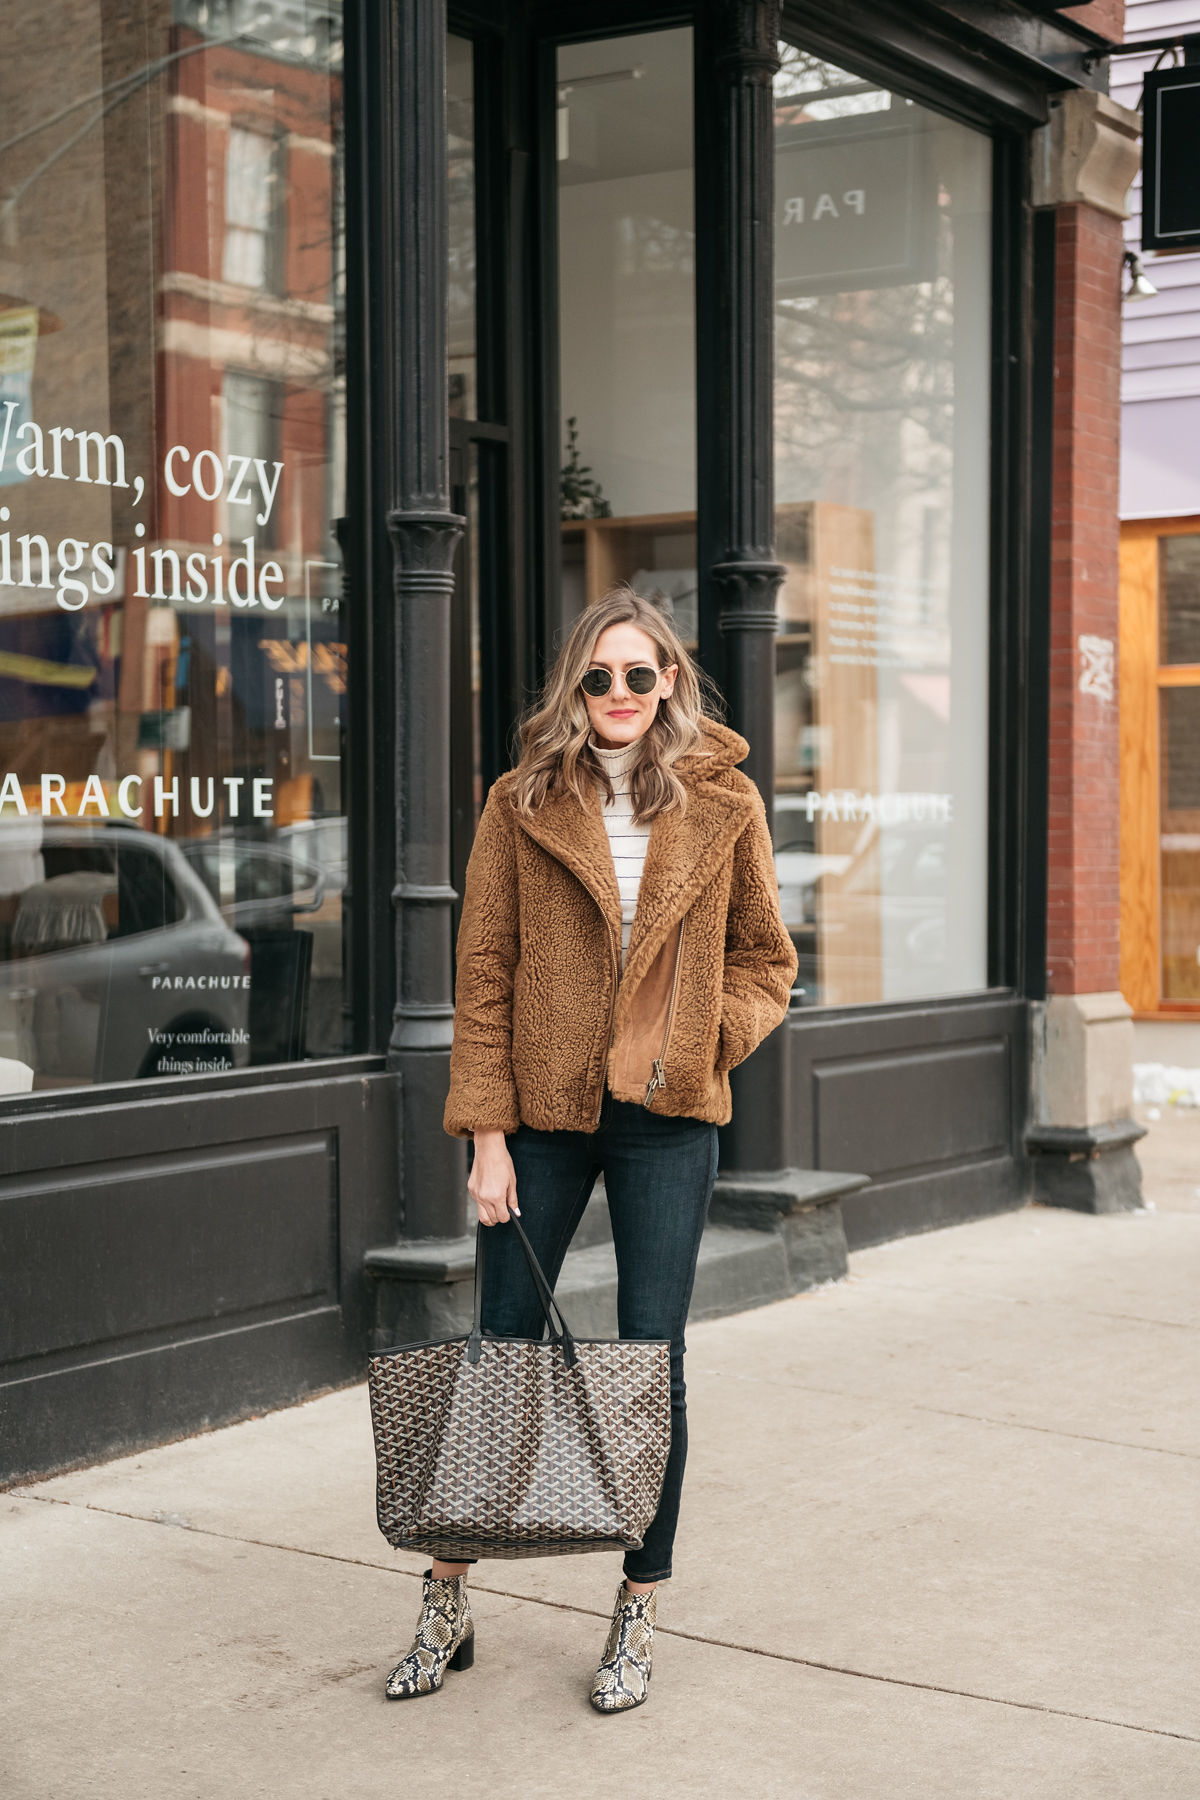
[447,89,475,358]
[772,41,956,515]
[775,276,954,508]
[175,0,341,65]
[774,43,889,121]
[617,212,695,279]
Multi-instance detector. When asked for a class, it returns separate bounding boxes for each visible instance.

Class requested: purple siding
[1115,1,1200,517]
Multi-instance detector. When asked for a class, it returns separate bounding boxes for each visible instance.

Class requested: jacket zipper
[566,864,622,1127]
[644,915,687,1108]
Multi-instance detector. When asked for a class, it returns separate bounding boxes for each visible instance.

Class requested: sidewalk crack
[13,1494,1199,1746]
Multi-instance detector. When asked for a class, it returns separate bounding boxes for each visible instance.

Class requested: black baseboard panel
[0,1062,397,1485]
[0,1306,356,1487]
[841,1156,1028,1251]
[788,994,1030,1249]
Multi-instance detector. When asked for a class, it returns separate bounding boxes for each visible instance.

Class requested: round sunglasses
[580,664,659,698]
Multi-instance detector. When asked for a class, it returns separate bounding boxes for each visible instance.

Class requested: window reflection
[448,36,476,422]
[772,46,991,1006]
[557,29,696,641]
[223,127,281,291]
[1159,572,1200,1000]
[0,0,347,1092]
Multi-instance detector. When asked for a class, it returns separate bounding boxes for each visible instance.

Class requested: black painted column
[380,0,466,1240]
[697,0,785,814]
[698,0,788,1175]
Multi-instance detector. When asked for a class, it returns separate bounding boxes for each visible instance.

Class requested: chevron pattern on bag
[368,1334,671,1561]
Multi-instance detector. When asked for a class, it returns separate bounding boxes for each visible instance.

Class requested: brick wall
[1057,1,1124,43]
[1046,203,1126,996]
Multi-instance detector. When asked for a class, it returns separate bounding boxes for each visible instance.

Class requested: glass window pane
[773,45,991,1005]
[0,2,348,1091]
[448,35,476,420]
[1160,685,1200,1001]
[1161,535,1200,666]
[557,29,695,640]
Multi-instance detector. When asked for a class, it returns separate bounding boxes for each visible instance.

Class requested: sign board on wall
[1142,66,1200,253]
[774,110,937,296]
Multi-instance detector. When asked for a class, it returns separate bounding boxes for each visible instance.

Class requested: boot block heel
[384,1570,474,1699]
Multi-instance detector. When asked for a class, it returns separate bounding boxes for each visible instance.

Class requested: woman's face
[583,622,677,751]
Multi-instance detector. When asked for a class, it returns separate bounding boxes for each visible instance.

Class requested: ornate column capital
[386,508,465,582]
[714,0,783,83]
[712,558,786,634]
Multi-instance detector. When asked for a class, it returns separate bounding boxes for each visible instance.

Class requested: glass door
[1120,521,1200,1014]
[771,44,993,1007]
[556,28,697,645]
[1159,535,1200,1003]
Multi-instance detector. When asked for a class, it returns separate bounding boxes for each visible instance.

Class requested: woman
[385,586,797,1712]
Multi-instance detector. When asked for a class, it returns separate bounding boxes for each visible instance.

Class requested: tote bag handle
[466,1212,579,1368]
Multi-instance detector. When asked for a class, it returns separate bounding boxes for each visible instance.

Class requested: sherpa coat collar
[511,721,757,987]
[444,717,798,1136]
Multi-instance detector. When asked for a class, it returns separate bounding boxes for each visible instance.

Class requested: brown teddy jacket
[443,717,799,1137]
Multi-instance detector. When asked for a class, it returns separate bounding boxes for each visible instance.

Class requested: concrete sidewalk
[5,1132,1200,1799]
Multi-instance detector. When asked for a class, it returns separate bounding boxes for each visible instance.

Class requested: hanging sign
[1142,65,1200,252]
[774,111,936,296]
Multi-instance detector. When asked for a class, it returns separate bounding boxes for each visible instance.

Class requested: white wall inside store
[558,166,696,518]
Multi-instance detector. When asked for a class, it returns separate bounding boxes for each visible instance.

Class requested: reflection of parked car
[275,818,346,1057]
[181,820,347,1060]
[774,848,852,930]
[773,796,850,993]
[773,794,948,1002]
[179,835,325,931]
[278,815,347,894]
[0,820,250,1086]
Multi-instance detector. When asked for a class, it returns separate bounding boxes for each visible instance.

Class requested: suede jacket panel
[443,718,799,1136]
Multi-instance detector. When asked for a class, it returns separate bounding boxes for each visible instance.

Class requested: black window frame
[0,0,1061,1118]
[531,0,1045,1008]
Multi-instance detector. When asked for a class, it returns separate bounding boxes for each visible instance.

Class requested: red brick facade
[1059,1,1125,43]
[1046,202,1126,996]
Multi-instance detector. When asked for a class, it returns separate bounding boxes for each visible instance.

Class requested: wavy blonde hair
[513,586,714,823]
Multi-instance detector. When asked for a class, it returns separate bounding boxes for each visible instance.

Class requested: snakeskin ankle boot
[384,1569,475,1700]
[589,1581,657,1713]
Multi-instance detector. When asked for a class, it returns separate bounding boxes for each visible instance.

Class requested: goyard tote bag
[367,1214,671,1561]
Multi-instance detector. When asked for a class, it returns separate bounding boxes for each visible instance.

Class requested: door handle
[137,962,171,977]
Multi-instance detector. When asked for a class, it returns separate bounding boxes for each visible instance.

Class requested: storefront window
[1161,534,1200,665]
[772,46,992,1005]
[1159,536,1200,1001]
[0,0,347,1091]
[557,29,696,643]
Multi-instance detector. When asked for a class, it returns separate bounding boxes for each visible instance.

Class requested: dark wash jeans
[474,1096,719,1583]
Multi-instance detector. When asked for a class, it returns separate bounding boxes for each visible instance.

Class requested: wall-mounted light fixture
[1122,249,1158,299]
[557,66,645,163]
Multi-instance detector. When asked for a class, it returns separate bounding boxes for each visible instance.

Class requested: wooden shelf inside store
[561,511,698,608]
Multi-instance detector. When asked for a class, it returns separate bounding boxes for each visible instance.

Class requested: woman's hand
[469,1129,520,1226]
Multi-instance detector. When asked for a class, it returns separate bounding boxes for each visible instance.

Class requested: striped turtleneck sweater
[590,736,651,967]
